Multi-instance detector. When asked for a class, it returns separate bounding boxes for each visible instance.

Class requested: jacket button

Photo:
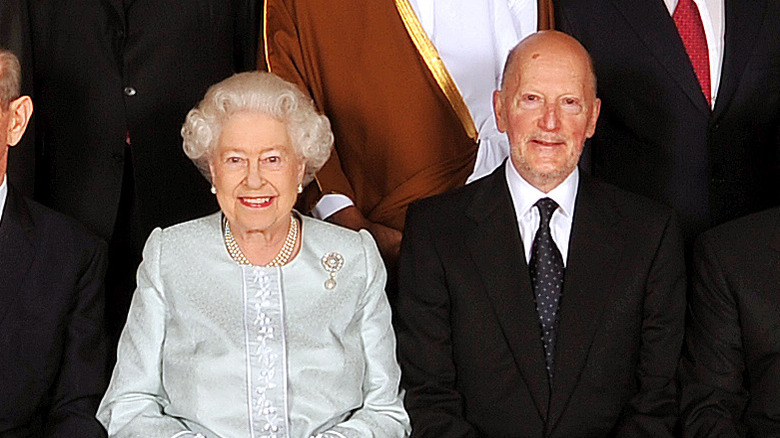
[123,86,137,97]
[112,152,124,163]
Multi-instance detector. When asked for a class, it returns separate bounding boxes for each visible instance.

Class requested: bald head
[500,31,597,98]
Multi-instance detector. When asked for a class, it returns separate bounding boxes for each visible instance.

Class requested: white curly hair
[181,71,333,185]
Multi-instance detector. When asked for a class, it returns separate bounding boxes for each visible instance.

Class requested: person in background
[680,207,780,436]
[264,0,552,289]
[0,48,108,438]
[98,71,410,438]
[396,32,685,437]
[9,0,259,348]
[555,0,780,250]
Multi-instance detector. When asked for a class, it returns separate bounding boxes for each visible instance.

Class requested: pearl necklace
[222,215,299,267]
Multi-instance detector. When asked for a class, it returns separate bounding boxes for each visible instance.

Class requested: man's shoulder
[696,206,780,254]
[22,196,105,252]
[586,178,676,219]
[410,170,506,214]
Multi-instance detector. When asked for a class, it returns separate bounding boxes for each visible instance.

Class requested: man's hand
[328,206,402,269]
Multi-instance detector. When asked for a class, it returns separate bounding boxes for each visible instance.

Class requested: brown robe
[264,0,553,231]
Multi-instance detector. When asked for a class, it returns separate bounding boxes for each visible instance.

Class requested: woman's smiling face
[209,112,305,237]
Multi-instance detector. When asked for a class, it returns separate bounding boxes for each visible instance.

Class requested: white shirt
[664,0,725,106]
[312,0,537,220]
[0,177,7,224]
[505,162,578,267]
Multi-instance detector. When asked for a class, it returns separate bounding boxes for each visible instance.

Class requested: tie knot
[673,0,698,17]
[535,197,559,225]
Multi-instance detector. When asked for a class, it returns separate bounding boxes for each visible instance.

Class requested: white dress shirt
[505,162,578,267]
[0,177,7,224]
[312,0,537,220]
[664,0,725,106]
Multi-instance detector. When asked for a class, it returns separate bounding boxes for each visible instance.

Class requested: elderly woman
[97,72,410,438]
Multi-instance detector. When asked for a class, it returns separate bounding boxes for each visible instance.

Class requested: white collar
[505,161,579,222]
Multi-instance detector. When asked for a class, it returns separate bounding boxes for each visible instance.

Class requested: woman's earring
[210,186,217,195]
[297,183,303,194]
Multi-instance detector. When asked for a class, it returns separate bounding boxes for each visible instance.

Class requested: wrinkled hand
[327,206,403,269]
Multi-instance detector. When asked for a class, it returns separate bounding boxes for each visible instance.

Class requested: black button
[115,28,125,39]
[111,152,124,163]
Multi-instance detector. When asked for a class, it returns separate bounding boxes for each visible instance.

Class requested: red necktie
[673,0,711,106]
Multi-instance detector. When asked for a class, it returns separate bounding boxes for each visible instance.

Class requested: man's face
[494,36,600,192]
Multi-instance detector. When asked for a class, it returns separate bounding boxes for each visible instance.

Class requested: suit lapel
[464,168,551,421]
[611,0,711,114]
[712,0,765,121]
[546,177,625,432]
[104,0,125,18]
[0,186,35,327]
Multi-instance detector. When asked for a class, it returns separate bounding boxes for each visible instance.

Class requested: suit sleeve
[96,229,196,438]
[44,237,109,437]
[395,203,479,438]
[263,0,356,203]
[612,213,686,437]
[678,233,747,438]
[317,231,411,437]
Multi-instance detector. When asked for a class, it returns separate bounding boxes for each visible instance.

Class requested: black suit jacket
[680,207,780,437]
[11,0,258,242]
[396,165,686,437]
[555,0,780,247]
[0,185,108,437]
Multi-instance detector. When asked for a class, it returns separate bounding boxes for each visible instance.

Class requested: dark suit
[396,165,686,437]
[21,0,257,239]
[680,207,780,437]
[0,185,108,437]
[555,0,780,247]
[13,0,257,341]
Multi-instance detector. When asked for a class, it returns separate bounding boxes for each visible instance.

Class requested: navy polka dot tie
[529,198,565,380]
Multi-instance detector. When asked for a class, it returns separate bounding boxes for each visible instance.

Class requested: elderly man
[680,207,780,435]
[0,49,108,437]
[396,31,686,437]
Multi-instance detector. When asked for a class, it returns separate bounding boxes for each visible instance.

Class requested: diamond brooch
[321,252,344,290]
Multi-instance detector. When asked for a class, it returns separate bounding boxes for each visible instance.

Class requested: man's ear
[585,97,601,139]
[493,90,507,133]
[6,96,33,147]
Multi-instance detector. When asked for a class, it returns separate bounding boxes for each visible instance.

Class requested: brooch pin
[321,252,345,290]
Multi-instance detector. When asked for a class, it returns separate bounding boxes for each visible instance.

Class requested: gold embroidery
[394,0,478,142]
[263,0,271,71]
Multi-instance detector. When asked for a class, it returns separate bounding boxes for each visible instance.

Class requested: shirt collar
[505,160,579,221]
[0,175,7,225]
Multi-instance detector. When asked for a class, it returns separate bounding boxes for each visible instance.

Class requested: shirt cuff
[311,194,354,220]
